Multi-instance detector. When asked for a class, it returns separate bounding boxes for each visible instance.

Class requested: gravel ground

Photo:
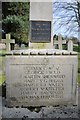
[0,85,80,119]
[2,105,79,119]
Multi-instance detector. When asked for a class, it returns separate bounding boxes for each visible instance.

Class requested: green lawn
[0,49,6,55]
[78,53,80,85]
[78,53,80,70]
[78,74,80,84]
[0,53,5,86]
[0,74,5,86]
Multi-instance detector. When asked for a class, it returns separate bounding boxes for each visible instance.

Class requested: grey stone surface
[6,49,78,55]
[0,43,6,50]
[2,105,79,119]
[1,86,80,119]
[21,44,26,49]
[0,96,2,120]
[5,49,78,106]
[30,0,52,21]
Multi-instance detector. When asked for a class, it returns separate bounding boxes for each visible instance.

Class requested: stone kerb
[6,49,78,56]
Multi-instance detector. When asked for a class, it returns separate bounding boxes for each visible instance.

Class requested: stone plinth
[29,0,53,49]
[5,49,78,106]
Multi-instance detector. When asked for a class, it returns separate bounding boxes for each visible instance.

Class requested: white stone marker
[68,40,73,51]
[58,34,63,50]
[54,34,66,50]
[1,34,15,51]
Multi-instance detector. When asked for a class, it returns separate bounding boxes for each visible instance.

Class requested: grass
[0,49,6,57]
[30,43,46,49]
[0,74,5,86]
[0,52,5,86]
[78,74,80,85]
[73,45,80,52]
[78,53,80,85]
[0,49,6,54]
[78,53,80,70]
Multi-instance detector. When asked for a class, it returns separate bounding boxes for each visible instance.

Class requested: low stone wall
[5,49,78,106]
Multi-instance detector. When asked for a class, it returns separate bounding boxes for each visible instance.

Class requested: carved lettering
[30,21,51,42]
[10,64,67,100]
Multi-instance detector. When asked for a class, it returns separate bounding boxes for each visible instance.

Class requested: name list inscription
[10,64,68,101]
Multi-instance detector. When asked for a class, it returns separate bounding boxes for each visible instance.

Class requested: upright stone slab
[29,0,53,48]
[58,34,62,50]
[68,40,73,51]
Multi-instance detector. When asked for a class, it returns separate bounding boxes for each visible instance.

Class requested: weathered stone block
[5,50,78,106]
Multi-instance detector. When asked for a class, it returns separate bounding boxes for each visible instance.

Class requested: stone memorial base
[5,49,78,106]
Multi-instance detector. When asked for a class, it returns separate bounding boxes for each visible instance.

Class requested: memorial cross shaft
[29,0,53,49]
[1,34,15,51]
